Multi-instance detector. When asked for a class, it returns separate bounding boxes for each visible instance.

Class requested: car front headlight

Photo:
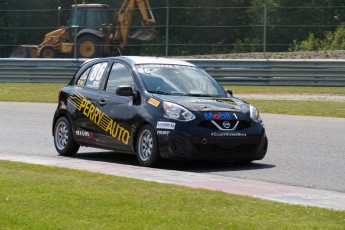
[250,105,262,123]
[163,102,195,121]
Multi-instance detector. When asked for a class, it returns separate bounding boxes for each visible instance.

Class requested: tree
[0,0,60,57]
[291,24,345,51]
[248,0,345,52]
[162,0,252,55]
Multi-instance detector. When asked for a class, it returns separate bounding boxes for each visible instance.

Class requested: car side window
[84,62,108,89]
[76,68,91,86]
[106,62,134,93]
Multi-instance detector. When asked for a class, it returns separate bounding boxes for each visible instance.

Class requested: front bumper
[157,120,268,161]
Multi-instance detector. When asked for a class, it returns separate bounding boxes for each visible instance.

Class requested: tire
[53,117,79,156]
[77,35,101,58]
[39,46,57,58]
[136,124,161,167]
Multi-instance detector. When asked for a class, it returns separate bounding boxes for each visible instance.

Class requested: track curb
[0,152,344,211]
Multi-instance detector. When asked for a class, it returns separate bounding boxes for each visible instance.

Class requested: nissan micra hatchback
[53,56,268,167]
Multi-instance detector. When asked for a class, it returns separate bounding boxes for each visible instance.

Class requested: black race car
[53,56,268,167]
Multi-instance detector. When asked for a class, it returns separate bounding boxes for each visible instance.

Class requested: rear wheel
[136,124,161,167]
[54,117,79,156]
[39,46,57,58]
[77,35,101,58]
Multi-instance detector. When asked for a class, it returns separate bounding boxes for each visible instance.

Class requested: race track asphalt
[0,102,344,210]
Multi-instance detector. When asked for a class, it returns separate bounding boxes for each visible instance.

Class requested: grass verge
[0,83,344,117]
[224,85,345,94]
[0,83,65,103]
[0,160,344,229]
[245,100,345,118]
[1,83,344,103]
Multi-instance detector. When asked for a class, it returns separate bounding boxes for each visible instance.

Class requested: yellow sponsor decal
[148,98,160,107]
[68,91,130,145]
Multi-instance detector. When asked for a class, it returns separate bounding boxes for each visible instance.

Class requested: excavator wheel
[77,35,101,58]
[39,46,57,58]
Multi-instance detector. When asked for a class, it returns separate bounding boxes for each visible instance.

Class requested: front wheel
[77,35,101,58]
[136,124,161,167]
[39,46,57,58]
[53,117,79,156]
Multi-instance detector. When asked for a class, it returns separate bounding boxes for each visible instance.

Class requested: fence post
[165,0,170,56]
[263,1,267,59]
[73,1,78,59]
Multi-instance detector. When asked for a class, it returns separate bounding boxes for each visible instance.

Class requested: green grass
[1,83,344,117]
[0,160,344,230]
[245,100,345,118]
[225,85,345,94]
[224,85,345,118]
[1,84,344,103]
[0,83,65,103]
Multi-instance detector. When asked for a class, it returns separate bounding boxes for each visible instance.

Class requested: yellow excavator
[10,0,156,58]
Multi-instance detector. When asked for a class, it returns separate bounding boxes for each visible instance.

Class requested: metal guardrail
[0,58,84,83]
[1,58,345,86]
[188,59,345,86]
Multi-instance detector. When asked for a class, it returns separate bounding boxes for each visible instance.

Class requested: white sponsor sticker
[76,130,90,137]
[157,121,176,130]
[210,132,246,137]
[157,131,170,135]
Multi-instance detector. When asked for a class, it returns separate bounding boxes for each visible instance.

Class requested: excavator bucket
[128,26,157,41]
[10,45,38,58]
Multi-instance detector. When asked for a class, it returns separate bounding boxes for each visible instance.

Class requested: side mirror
[226,89,233,97]
[116,86,134,96]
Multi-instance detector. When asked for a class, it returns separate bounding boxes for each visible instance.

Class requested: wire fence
[1,4,345,58]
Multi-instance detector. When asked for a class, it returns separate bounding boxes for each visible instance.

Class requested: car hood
[155,95,248,112]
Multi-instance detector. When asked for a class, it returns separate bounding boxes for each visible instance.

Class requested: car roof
[119,56,195,66]
[82,56,196,68]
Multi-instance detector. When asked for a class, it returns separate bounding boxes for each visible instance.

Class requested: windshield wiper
[147,90,171,95]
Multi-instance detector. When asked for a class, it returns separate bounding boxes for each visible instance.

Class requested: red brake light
[58,89,62,101]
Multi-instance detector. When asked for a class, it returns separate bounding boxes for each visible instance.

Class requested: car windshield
[136,64,226,97]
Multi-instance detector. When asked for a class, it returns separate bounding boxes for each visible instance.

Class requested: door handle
[98,99,107,106]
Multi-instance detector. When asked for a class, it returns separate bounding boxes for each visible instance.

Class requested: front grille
[198,120,251,130]
[195,143,256,157]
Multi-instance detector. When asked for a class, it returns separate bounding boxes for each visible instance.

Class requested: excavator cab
[68,4,110,39]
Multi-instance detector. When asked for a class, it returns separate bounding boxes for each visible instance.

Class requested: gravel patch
[235,93,345,102]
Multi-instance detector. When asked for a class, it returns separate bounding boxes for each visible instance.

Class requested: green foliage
[250,0,345,52]
[290,33,321,51]
[324,25,345,50]
[291,25,345,51]
[161,0,252,56]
